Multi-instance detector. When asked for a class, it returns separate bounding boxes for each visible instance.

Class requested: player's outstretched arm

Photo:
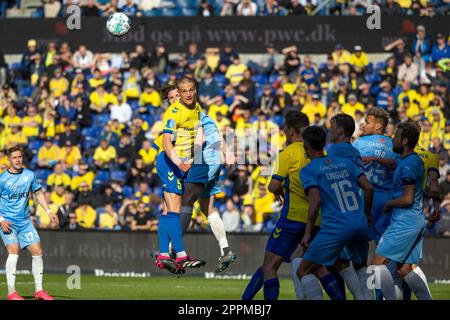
[357,174,374,226]
[34,189,59,226]
[302,188,321,249]
[384,184,415,212]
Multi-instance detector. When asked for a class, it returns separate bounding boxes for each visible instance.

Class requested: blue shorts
[156,152,187,195]
[186,163,222,199]
[266,218,319,263]
[376,224,425,265]
[0,220,40,250]
[304,227,369,266]
[370,191,392,243]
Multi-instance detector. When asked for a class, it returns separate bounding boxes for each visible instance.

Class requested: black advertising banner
[0,230,448,281]
[0,16,449,54]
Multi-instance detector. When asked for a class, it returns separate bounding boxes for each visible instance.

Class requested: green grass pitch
[1,274,449,300]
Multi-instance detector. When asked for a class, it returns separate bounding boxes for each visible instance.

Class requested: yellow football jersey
[162,100,201,160]
[271,141,321,225]
[414,146,439,189]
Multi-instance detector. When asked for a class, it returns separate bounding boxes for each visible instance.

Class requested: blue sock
[158,215,170,254]
[327,266,346,300]
[166,212,185,253]
[263,278,280,300]
[375,289,384,300]
[402,280,412,301]
[319,273,344,300]
[242,267,264,300]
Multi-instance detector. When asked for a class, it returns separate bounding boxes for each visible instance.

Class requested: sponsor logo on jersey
[8,192,28,200]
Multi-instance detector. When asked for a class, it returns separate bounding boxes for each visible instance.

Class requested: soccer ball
[106,12,131,37]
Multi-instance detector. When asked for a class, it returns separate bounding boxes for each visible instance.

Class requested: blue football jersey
[327,142,365,170]
[0,168,41,224]
[300,156,367,230]
[199,112,222,165]
[391,153,425,228]
[353,134,398,192]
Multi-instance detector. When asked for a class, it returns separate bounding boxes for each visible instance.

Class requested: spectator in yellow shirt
[38,137,60,168]
[253,183,277,227]
[429,109,445,142]
[70,68,87,97]
[402,96,420,119]
[419,119,433,149]
[0,149,9,174]
[99,203,119,230]
[59,140,81,169]
[75,202,97,229]
[398,81,419,108]
[71,164,95,191]
[225,55,248,87]
[139,83,162,109]
[21,106,42,138]
[93,139,117,170]
[341,94,366,118]
[214,111,231,133]
[89,84,115,114]
[138,140,158,166]
[3,105,21,134]
[49,67,69,98]
[350,45,369,73]
[417,84,434,110]
[207,95,229,120]
[302,94,327,123]
[88,68,107,89]
[150,113,164,140]
[50,184,67,207]
[5,124,27,148]
[47,163,71,190]
[0,123,6,151]
[443,121,450,150]
[332,44,352,74]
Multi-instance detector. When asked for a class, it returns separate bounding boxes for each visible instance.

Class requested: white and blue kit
[376,153,426,264]
[186,112,222,199]
[300,156,369,266]
[353,134,399,243]
[0,168,41,249]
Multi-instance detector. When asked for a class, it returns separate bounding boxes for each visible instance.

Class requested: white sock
[403,268,433,300]
[6,254,19,295]
[375,265,397,300]
[300,274,323,300]
[207,212,229,256]
[413,267,432,297]
[291,258,305,300]
[339,266,364,300]
[32,255,44,293]
[176,251,187,258]
[356,267,373,300]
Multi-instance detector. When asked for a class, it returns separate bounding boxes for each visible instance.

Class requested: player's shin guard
[339,266,364,300]
[166,212,185,254]
[6,254,19,295]
[356,267,374,300]
[207,212,229,256]
[32,255,44,293]
[263,278,280,300]
[242,267,264,300]
[319,273,345,300]
[158,214,170,255]
[300,274,323,300]
[291,258,305,300]
[403,268,432,300]
[386,260,403,300]
[180,206,193,235]
[375,265,397,300]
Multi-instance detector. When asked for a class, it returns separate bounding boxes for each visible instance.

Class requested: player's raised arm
[357,174,374,226]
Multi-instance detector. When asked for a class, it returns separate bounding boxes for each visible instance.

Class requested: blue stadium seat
[161,8,182,16]
[35,168,51,185]
[19,86,34,98]
[181,8,198,16]
[28,140,44,155]
[129,99,140,112]
[82,137,100,151]
[214,74,228,87]
[375,61,386,71]
[10,62,22,71]
[255,87,264,99]
[268,74,279,84]
[94,170,110,186]
[143,9,163,17]
[251,74,267,85]
[122,186,133,198]
[111,171,127,183]
[177,0,201,8]
[82,126,101,139]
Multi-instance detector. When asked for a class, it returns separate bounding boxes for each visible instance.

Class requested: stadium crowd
[0,0,449,18]
[0,12,449,235]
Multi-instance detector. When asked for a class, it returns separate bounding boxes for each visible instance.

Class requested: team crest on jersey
[23,176,29,183]
[166,119,176,129]
[379,138,385,143]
